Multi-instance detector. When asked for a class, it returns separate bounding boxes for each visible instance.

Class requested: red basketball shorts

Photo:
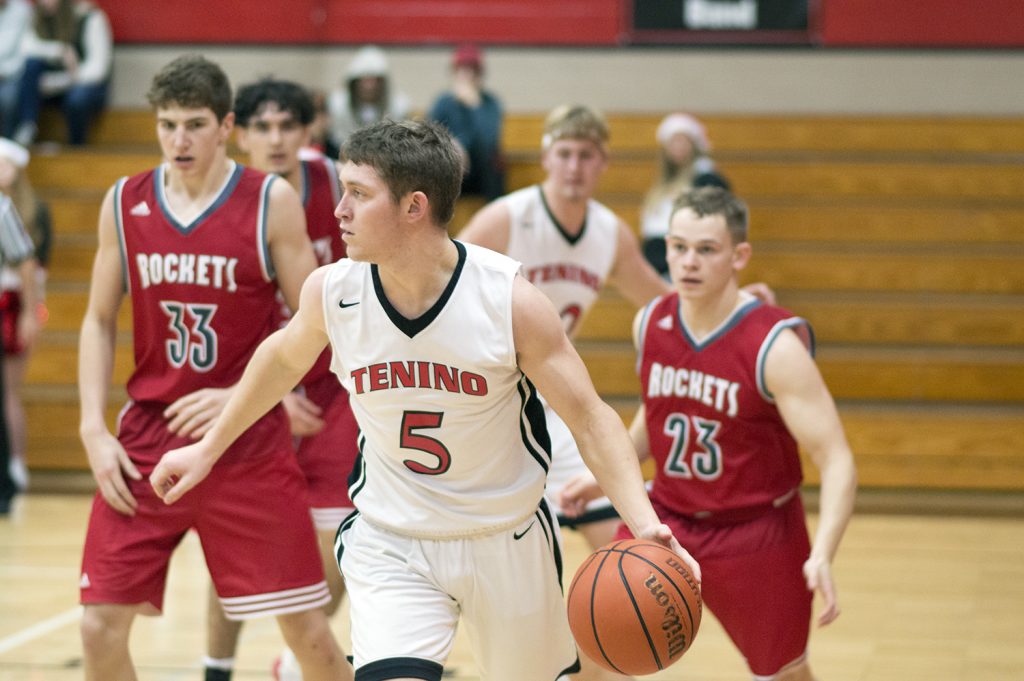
[294,376,359,530]
[618,494,812,677]
[80,405,329,619]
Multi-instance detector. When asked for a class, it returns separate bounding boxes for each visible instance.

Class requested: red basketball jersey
[300,155,345,266]
[114,163,290,463]
[295,156,345,391]
[636,293,815,517]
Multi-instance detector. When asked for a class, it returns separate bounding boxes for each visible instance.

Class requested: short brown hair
[146,55,233,122]
[672,186,749,244]
[342,120,463,227]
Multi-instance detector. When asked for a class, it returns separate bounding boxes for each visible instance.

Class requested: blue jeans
[7,57,109,145]
[0,75,19,135]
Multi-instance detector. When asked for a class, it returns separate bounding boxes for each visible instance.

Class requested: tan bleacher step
[743,248,1024,295]
[49,239,1024,295]
[23,384,126,470]
[45,285,133,333]
[580,342,1024,402]
[27,151,161,191]
[744,202,1024,245]
[505,157,1024,200]
[49,193,103,235]
[46,109,1024,155]
[502,114,1024,155]
[39,108,155,148]
[31,150,1024,201]
[450,196,1024,245]
[577,291,1024,347]
[27,332,133,387]
[605,399,1024,491]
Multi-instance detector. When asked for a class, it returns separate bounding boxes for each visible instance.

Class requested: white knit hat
[346,46,390,80]
[0,138,29,169]
[655,113,710,155]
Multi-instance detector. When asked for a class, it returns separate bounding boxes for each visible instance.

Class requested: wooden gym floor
[1,490,1022,680]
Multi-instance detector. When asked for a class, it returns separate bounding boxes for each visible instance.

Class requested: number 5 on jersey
[400,411,451,475]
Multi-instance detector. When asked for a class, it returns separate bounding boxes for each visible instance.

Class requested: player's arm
[78,185,141,515]
[561,305,653,513]
[150,267,332,504]
[454,199,511,253]
[627,304,652,462]
[266,175,318,311]
[513,275,700,581]
[764,328,858,626]
[606,220,671,308]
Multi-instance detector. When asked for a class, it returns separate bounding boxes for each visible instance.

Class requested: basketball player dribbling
[150,119,701,681]
[563,187,857,681]
[77,55,351,681]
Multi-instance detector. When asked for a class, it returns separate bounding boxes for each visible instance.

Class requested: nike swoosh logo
[513,521,535,541]
[338,299,360,309]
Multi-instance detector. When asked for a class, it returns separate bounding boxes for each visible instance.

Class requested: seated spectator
[427,44,505,201]
[640,112,729,275]
[0,137,49,492]
[3,0,112,146]
[0,0,32,133]
[326,45,410,152]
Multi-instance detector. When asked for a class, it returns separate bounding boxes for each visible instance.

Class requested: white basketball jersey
[322,241,551,539]
[503,185,619,339]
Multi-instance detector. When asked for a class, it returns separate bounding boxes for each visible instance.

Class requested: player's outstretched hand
[164,387,233,439]
[282,391,325,437]
[803,554,840,626]
[82,428,141,516]
[559,471,602,518]
[638,524,702,584]
[150,444,215,505]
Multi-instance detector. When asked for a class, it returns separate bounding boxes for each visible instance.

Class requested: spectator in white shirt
[2,0,112,146]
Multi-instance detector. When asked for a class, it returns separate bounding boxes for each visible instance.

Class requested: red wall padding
[105,0,624,45]
[101,0,1022,47]
[821,0,1024,47]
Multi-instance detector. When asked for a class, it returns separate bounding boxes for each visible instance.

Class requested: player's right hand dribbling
[637,524,702,584]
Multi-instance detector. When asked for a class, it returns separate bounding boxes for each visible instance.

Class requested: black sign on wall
[631,0,814,44]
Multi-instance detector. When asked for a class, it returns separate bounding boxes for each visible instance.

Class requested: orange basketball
[567,538,702,676]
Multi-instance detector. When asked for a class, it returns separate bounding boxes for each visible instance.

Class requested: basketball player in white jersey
[459,105,773,550]
[150,119,700,681]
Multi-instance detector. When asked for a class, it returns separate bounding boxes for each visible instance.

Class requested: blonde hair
[541,105,609,152]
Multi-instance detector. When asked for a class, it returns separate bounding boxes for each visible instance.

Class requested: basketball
[566,538,702,676]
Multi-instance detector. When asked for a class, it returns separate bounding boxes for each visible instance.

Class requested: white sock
[202,655,235,671]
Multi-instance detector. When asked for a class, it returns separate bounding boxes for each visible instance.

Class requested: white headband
[0,138,29,169]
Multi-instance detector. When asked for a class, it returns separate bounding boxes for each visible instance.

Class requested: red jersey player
[76,55,351,681]
[195,77,358,681]
[563,186,857,681]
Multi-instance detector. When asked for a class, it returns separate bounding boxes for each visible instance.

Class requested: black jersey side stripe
[517,374,552,473]
[536,498,565,588]
[347,432,367,501]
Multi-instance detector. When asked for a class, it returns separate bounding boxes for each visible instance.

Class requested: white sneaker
[8,456,28,492]
[271,647,303,681]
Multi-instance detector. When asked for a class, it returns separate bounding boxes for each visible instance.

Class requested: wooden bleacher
[26,110,1024,493]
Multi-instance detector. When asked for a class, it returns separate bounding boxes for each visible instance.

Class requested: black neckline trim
[371,240,467,338]
[537,185,587,246]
